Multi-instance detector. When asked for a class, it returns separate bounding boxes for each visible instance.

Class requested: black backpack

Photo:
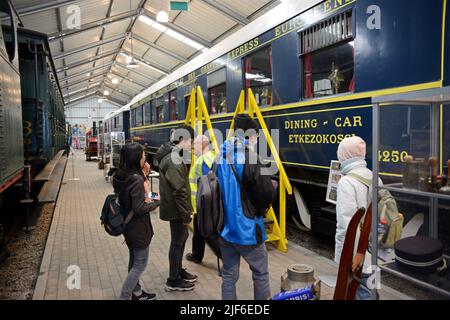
[100,194,134,237]
[231,148,276,218]
[196,163,224,238]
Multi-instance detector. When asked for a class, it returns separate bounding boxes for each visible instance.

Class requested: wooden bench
[37,156,67,203]
[33,150,65,183]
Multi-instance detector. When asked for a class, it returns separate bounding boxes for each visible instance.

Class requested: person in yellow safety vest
[186,135,222,264]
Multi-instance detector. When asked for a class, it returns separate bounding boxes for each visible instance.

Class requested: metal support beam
[6,0,78,17]
[64,88,101,100]
[59,62,114,81]
[131,33,188,63]
[53,33,127,60]
[142,8,212,49]
[56,49,117,73]
[48,9,140,41]
[103,84,134,99]
[105,96,128,106]
[60,74,105,90]
[65,91,100,105]
[99,0,148,103]
[114,61,159,82]
[199,0,249,26]
[121,48,170,75]
[108,71,148,88]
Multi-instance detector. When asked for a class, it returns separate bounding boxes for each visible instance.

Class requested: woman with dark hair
[113,143,159,300]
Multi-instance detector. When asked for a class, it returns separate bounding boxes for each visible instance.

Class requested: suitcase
[394,236,447,274]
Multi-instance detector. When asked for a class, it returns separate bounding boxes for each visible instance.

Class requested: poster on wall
[326,160,342,205]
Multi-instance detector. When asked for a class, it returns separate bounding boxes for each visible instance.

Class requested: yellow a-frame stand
[185,87,219,156]
[228,89,292,253]
[185,87,292,252]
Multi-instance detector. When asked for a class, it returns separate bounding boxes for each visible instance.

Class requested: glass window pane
[136,106,143,126]
[131,109,136,127]
[209,83,227,115]
[154,96,165,124]
[169,90,178,120]
[144,102,151,125]
[244,46,272,107]
[303,41,354,99]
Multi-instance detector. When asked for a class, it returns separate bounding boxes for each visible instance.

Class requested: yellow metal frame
[184,87,220,154]
[228,89,293,253]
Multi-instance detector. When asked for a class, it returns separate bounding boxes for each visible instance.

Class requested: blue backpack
[100,194,134,237]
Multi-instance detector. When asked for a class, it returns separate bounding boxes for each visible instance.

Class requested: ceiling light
[156,10,169,23]
[153,21,168,32]
[183,37,204,51]
[138,14,206,52]
[138,15,154,25]
[127,59,139,69]
[103,90,110,96]
[125,54,133,64]
[165,28,185,41]
[112,78,119,84]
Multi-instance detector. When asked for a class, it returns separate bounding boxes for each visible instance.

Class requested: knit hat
[337,136,366,162]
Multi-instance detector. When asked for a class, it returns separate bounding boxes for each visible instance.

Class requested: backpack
[230,148,276,218]
[347,173,404,248]
[196,162,224,238]
[100,194,135,237]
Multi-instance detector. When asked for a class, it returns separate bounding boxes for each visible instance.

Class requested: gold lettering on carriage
[227,37,260,60]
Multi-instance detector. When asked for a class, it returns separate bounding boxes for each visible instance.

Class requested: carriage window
[169,90,178,121]
[131,109,136,127]
[209,84,227,114]
[154,96,165,124]
[136,106,143,127]
[244,46,272,107]
[300,10,354,99]
[144,102,151,125]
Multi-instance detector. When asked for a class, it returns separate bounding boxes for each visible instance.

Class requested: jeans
[220,242,270,300]
[168,219,189,281]
[119,246,149,300]
[191,215,222,261]
[355,273,373,300]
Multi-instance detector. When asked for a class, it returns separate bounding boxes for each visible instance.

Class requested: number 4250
[378,150,409,163]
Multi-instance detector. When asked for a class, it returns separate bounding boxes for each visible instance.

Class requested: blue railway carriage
[126,0,450,239]
[0,1,23,195]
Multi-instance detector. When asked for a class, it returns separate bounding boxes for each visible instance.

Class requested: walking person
[334,136,381,300]
[186,135,221,264]
[113,143,159,300]
[216,114,277,300]
[156,125,197,291]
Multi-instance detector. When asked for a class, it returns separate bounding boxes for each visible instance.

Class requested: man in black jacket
[156,125,197,291]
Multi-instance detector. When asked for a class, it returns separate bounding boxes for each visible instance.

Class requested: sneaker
[185,253,202,264]
[179,268,198,283]
[131,290,157,300]
[165,278,195,292]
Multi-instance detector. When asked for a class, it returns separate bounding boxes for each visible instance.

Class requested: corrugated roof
[11,0,282,106]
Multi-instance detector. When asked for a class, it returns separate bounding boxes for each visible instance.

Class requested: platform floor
[33,150,410,300]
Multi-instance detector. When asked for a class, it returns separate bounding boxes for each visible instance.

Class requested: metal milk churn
[280,264,321,299]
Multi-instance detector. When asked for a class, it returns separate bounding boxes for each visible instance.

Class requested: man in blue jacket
[216,114,276,300]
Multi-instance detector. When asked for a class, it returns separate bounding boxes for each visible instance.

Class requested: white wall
[65,96,121,129]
